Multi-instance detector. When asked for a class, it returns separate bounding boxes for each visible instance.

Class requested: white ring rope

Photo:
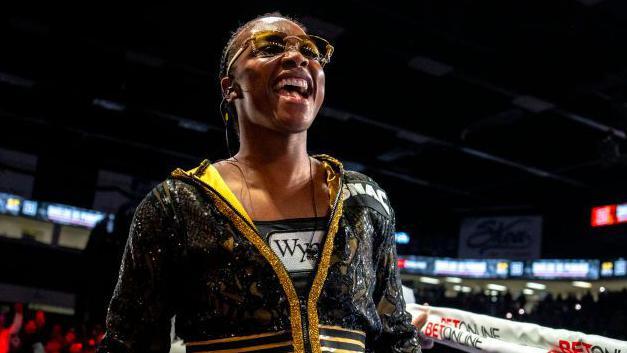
[406,304,627,353]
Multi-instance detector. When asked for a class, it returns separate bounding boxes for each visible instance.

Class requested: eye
[255,41,285,57]
[300,44,321,60]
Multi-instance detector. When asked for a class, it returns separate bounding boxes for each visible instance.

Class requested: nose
[280,45,309,69]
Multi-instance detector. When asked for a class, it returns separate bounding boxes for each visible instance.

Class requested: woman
[98,14,426,353]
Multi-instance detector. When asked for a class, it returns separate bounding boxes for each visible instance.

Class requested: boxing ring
[168,304,627,353]
[407,304,627,353]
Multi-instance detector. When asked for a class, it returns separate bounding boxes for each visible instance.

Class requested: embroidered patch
[342,181,390,216]
[268,230,325,272]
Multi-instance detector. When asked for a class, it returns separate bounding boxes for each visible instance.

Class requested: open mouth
[273,77,312,100]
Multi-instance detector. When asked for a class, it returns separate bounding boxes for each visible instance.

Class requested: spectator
[0,304,22,353]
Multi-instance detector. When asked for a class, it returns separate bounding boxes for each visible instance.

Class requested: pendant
[306,248,319,261]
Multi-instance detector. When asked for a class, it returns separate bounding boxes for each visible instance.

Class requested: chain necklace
[223,155,320,260]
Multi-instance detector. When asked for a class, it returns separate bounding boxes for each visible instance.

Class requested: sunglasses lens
[308,36,333,65]
[299,38,322,60]
[253,33,286,57]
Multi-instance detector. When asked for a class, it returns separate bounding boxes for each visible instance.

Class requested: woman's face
[223,17,326,134]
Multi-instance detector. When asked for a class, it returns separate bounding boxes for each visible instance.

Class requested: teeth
[274,77,310,95]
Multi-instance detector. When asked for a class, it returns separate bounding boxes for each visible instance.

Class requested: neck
[233,123,312,187]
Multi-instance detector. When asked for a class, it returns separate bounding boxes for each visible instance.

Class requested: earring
[221,86,236,124]
[219,97,235,158]
[219,99,229,125]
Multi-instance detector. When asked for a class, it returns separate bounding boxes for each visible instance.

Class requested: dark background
[1,0,626,261]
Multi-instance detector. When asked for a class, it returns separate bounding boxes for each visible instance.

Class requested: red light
[591,205,617,227]
[397,258,406,269]
[69,343,82,353]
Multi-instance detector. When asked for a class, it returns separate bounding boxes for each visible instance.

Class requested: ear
[220,76,238,102]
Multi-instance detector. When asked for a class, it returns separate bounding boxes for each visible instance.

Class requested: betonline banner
[407,304,627,353]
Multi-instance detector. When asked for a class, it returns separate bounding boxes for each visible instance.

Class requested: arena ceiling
[1,1,626,256]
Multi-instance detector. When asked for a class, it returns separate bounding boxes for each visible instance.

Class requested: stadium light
[419,277,441,285]
[572,281,592,289]
[526,282,547,290]
[445,277,463,283]
[486,284,507,292]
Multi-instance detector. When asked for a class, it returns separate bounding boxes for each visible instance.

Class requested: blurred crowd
[0,304,104,353]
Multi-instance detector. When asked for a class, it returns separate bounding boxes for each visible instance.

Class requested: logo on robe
[342,182,390,216]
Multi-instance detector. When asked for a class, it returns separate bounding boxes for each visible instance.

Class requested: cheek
[240,67,266,93]
[236,58,276,98]
[316,72,326,104]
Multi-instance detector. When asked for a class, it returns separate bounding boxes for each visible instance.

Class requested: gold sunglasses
[225,30,334,75]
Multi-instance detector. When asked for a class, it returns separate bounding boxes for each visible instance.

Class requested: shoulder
[342,169,394,219]
[140,179,190,208]
[134,177,202,225]
[312,154,394,219]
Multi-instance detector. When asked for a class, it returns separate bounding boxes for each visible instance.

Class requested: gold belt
[185,325,366,353]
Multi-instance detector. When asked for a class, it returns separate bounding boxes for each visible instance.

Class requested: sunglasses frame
[225,30,334,76]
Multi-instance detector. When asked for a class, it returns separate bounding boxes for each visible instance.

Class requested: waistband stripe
[318,328,366,344]
[186,331,292,353]
[318,325,366,337]
[321,349,363,353]
[189,342,293,353]
[187,331,290,346]
[320,339,365,352]
[319,336,365,349]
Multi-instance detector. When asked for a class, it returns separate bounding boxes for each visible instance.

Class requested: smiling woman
[97,13,424,353]
[219,15,329,142]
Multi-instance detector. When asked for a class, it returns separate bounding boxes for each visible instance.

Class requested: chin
[275,114,314,133]
[280,121,313,133]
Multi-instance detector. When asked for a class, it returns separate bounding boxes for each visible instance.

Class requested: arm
[9,303,23,334]
[372,207,422,353]
[97,183,179,353]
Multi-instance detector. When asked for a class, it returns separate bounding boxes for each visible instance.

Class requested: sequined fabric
[97,155,421,353]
